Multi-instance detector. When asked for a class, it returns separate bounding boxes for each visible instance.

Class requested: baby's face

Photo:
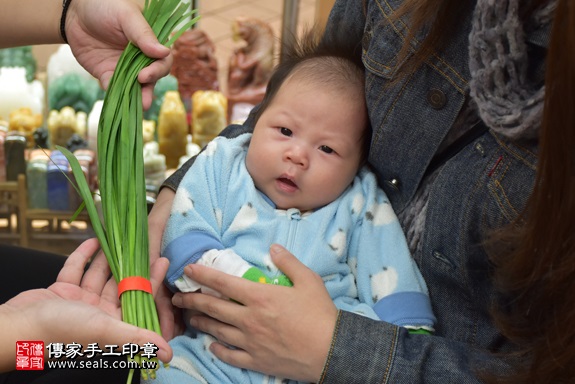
[246,76,366,211]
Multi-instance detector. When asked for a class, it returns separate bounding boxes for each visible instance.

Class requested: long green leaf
[64,1,199,381]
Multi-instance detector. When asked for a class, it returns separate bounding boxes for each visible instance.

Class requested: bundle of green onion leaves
[58,0,198,381]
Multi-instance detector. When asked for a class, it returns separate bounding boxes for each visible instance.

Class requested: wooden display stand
[0,174,91,248]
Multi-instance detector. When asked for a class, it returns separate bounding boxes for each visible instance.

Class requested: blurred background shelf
[1,0,335,256]
[0,174,93,254]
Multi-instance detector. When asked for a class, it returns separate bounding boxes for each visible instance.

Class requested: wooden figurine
[8,107,42,148]
[143,141,167,191]
[144,74,178,124]
[226,16,275,121]
[157,91,188,169]
[143,120,156,144]
[48,106,87,149]
[191,90,227,148]
[177,134,201,169]
[171,29,219,103]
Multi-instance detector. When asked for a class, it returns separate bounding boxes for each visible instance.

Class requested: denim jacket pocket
[361,0,406,79]
[482,135,537,232]
[419,132,537,346]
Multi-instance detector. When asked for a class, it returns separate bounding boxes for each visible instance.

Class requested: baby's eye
[280,127,292,137]
[319,145,334,154]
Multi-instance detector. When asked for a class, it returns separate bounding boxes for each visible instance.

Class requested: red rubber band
[117,276,153,298]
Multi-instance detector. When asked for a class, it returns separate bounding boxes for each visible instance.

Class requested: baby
[152,33,436,384]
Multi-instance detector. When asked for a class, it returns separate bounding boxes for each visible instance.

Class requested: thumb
[150,257,170,297]
[124,14,170,60]
[99,71,113,91]
[133,29,170,60]
[269,244,315,285]
[115,1,170,60]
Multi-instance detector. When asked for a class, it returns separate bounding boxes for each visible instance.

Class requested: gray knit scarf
[399,0,556,255]
[469,0,556,141]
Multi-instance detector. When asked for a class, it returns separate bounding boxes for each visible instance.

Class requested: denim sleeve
[319,311,511,384]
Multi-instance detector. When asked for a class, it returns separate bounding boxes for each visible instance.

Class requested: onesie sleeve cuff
[163,232,224,291]
[373,291,436,330]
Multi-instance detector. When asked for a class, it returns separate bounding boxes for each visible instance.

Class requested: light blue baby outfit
[150,133,435,384]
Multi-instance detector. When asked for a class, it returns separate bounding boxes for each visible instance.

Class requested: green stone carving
[48,73,103,114]
[0,46,37,82]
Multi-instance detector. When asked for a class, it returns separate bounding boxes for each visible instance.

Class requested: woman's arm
[0,0,63,48]
[0,0,171,109]
[173,245,511,383]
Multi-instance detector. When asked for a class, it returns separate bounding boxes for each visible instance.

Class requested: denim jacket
[318,1,547,383]
[163,0,549,382]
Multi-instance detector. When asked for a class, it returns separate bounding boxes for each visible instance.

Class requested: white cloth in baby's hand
[174,248,251,297]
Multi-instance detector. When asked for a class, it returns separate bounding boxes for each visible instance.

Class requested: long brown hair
[488,0,575,381]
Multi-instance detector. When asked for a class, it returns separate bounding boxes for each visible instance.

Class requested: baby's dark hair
[252,28,371,164]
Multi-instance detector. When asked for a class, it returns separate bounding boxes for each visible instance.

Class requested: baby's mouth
[277,176,298,192]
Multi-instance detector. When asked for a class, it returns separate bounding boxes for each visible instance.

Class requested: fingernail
[270,244,282,255]
[190,317,198,328]
[184,265,194,276]
[157,348,170,363]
